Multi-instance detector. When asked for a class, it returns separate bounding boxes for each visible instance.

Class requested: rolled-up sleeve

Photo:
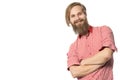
[101,26,117,51]
[67,42,80,70]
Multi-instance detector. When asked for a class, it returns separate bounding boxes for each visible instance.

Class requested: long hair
[65,2,87,26]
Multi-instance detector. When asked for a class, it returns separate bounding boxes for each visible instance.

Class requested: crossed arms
[68,26,116,78]
[69,48,113,78]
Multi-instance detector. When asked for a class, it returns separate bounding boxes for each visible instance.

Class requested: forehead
[70,5,83,15]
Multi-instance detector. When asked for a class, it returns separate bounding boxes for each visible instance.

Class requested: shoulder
[100,25,113,32]
[92,25,113,33]
[69,37,79,49]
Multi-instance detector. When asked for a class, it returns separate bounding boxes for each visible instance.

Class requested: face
[69,5,89,35]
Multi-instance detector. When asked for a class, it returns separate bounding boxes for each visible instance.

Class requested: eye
[78,12,82,16]
[70,14,75,18]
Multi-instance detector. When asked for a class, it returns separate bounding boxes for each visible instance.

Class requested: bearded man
[65,2,117,80]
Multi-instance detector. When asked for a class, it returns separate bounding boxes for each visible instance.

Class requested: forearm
[70,64,102,78]
[81,48,113,65]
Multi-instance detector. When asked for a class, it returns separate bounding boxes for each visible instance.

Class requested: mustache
[74,19,84,24]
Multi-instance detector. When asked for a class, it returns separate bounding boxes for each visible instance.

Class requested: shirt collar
[89,25,93,33]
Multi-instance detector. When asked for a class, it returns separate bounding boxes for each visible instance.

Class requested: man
[65,2,117,80]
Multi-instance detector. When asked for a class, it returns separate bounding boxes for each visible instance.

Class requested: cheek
[83,15,87,20]
[70,19,74,24]
[79,14,86,19]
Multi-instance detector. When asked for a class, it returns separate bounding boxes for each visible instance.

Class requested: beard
[71,19,89,36]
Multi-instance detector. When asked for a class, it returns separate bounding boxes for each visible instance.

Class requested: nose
[75,15,80,20]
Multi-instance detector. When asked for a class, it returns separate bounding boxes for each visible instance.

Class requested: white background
[0,0,119,80]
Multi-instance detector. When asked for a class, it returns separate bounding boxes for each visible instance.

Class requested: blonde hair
[65,2,87,26]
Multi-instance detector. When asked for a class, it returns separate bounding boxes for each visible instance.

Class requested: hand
[80,59,86,66]
[69,66,79,78]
